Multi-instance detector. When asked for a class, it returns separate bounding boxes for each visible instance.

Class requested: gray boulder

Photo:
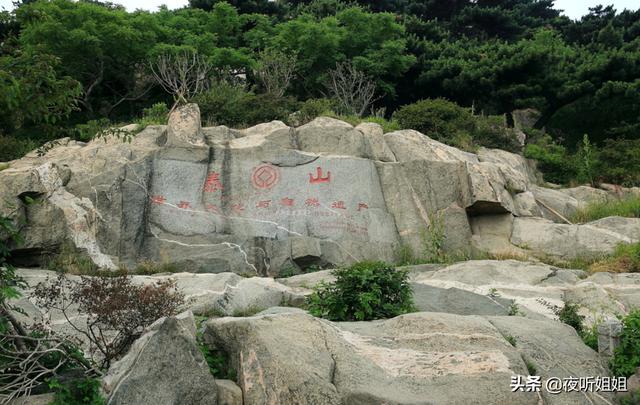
[102,311,218,405]
[166,103,205,146]
[204,311,609,404]
[511,217,636,259]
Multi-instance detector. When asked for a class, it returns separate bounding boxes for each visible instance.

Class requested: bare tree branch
[326,61,380,117]
[253,49,297,98]
[149,50,212,113]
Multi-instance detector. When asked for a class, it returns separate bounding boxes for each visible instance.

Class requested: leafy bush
[136,102,169,129]
[49,377,104,405]
[524,134,577,184]
[611,310,640,377]
[194,317,235,380]
[473,115,521,153]
[193,81,297,128]
[581,324,599,351]
[193,81,255,127]
[393,98,475,148]
[572,196,640,223]
[33,273,184,369]
[74,119,113,142]
[244,93,298,126]
[556,302,585,335]
[596,138,640,187]
[296,98,335,124]
[0,135,38,162]
[306,261,415,321]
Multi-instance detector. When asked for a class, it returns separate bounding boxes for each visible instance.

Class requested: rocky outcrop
[1,104,637,274]
[102,311,218,405]
[203,310,612,404]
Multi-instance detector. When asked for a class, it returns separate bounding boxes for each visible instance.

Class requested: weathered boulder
[296,117,366,157]
[102,311,218,405]
[2,106,634,274]
[511,217,637,259]
[587,216,640,240]
[487,316,613,404]
[410,260,640,323]
[529,185,580,222]
[513,191,543,217]
[355,122,396,162]
[214,380,243,405]
[166,103,205,146]
[204,311,611,404]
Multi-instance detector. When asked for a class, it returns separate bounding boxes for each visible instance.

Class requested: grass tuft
[571,196,640,223]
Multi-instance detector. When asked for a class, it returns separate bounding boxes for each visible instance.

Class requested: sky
[0,0,638,20]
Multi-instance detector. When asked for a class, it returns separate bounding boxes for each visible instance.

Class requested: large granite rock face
[102,311,218,405]
[1,103,638,274]
[203,311,613,405]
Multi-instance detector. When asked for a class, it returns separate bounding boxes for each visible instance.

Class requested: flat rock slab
[411,260,640,323]
[204,311,612,405]
[411,283,512,316]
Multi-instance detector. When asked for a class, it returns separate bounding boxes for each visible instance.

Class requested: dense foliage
[306,261,415,321]
[0,0,639,185]
[611,310,640,378]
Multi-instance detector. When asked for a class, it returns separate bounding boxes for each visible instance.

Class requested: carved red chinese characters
[309,167,331,184]
[203,172,223,193]
[331,200,346,210]
[150,195,166,204]
[304,198,320,207]
[280,197,294,207]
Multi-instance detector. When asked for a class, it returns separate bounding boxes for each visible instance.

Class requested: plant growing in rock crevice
[611,310,640,378]
[306,261,415,321]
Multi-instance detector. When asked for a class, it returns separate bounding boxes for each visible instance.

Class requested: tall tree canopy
[0,0,638,150]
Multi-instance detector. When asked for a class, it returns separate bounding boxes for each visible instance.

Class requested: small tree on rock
[149,49,212,113]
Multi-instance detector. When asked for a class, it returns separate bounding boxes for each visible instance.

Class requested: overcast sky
[0,0,638,20]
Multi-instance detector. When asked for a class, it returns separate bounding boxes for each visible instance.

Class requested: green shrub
[297,98,335,124]
[361,116,401,133]
[137,102,169,128]
[195,317,236,380]
[0,135,38,162]
[193,81,296,128]
[393,98,475,148]
[193,81,255,127]
[572,196,640,223]
[556,302,585,335]
[581,324,599,351]
[596,138,640,187]
[49,377,104,405]
[306,261,415,321]
[244,93,298,126]
[524,134,577,184]
[611,310,640,377]
[473,115,521,153]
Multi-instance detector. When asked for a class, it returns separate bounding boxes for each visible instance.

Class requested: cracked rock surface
[3,104,638,274]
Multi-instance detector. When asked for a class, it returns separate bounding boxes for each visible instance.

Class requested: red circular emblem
[251,164,280,190]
